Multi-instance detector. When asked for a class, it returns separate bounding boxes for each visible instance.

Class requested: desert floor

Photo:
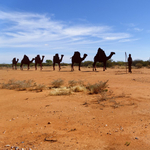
[0,66,150,150]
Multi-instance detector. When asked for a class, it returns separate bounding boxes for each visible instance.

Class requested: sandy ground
[0,66,150,150]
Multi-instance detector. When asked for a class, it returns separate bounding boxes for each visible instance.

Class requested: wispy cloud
[134,28,143,32]
[0,10,132,48]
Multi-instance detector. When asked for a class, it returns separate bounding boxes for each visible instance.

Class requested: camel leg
[53,63,55,71]
[35,63,37,70]
[28,64,30,70]
[59,63,61,71]
[15,64,17,70]
[71,63,74,71]
[40,64,42,70]
[79,63,81,71]
[103,62,106,71]
[93,62,96,71]
[20,64,23,70]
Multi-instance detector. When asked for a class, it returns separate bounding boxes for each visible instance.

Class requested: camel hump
[97,48,106,58]
[53,53,59,62]
[74,51,81,58]
[55,53,59,57]
[23,55,29,61]
[12,58,16,61]
[24,55,28,59]
[37,54,40,58]
[36,55,40,61]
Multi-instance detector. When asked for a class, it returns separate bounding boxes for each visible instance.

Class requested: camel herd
[12,48,115,71]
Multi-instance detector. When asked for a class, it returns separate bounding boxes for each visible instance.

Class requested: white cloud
[0,10,133,48]
[134,28,143,32]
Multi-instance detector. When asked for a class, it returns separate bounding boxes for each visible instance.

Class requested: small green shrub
[51,79,64,88]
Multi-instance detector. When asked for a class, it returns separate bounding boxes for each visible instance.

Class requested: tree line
[0,59,150,68]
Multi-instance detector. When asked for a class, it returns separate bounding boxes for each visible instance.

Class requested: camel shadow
[60,70,74,72]
[115,70,130,75]
[81,71,99,72]
[115,72,128,75]
[20,70,35,72]
[40,70,53,72]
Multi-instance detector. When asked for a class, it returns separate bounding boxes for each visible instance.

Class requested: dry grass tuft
[49,87,71,96]
[68,80,85,87]
[97,92,108,103]
[51,79,64,88]
[87,80,108,94]
[71,85,87,92]
[68,80,78,87]
[0,79,45,92]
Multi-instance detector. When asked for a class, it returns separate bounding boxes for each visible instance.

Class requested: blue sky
[0,0,150,63]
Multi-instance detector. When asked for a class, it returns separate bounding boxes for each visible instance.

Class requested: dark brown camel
[35,55,45,70]
[12,58,19,70]
[93,48,115,71]
[20,55,35,70]
[53,54,64,71]
[71,51,88,71]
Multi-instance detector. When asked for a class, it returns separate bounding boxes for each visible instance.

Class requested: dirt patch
[0,67,150,149]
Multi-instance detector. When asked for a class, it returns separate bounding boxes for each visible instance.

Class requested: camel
[93,48,115,71]
[35,55,45,70]
[53,54,64,71]
[71,51,88,71]
[12,58,19,70]
[20,55,35,70]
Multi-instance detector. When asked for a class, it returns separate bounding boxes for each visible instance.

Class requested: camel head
[83,54,88,58]
[107,52,115,60]
[111,52,115,55]
[41,56,45,62]
[81,54,88,61]
[60,55,64,62]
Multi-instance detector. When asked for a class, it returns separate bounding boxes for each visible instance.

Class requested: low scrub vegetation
[86,80,108,94]
[49,87,71,96]
[0,79,45,92]
[0,78,109,97]
[51,79,64,88]
[71,85,87,92]
[68,80,85,87]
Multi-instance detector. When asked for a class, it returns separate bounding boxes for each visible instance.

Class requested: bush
[68,80,85,87]
[135,63,143,68]
[81,61,93,67]
[1,79,45,91]
[51,79,64,88]
[86,80,108,94]
[68,80,78,87]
